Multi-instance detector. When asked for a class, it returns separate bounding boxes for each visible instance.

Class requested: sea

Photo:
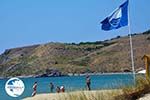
[0,73,136,100]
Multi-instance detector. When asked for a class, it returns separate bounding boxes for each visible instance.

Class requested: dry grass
[115,77,150,100]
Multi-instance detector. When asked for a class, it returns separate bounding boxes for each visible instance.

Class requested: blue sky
[0,0,150,54]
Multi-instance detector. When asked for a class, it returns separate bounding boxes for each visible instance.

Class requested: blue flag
[101,0,128,31]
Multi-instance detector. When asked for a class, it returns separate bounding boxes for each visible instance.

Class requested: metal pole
[128,0,136,84]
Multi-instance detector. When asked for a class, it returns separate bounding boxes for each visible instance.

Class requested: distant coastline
[0,72,138,80]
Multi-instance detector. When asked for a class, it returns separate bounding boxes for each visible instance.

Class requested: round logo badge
[5,77,25,97]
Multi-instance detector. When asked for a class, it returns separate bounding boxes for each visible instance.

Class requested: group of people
[50,82,65,93]
[31,75,91,97]
[31,82,66,97]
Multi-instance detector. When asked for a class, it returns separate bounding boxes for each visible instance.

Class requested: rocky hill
[0,30,150,77]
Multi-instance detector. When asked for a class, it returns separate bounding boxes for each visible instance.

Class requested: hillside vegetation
[0,30,150,77]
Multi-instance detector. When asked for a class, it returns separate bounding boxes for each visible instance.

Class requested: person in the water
[50,82,54,93]
[86,75,91,90]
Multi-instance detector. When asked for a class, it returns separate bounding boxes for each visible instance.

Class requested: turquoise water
[0,73,134,100]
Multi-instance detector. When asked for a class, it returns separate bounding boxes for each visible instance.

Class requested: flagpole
[128,0,136,85]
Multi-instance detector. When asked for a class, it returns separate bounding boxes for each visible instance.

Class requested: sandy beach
[23,90,122,100]
[138,93,150,100]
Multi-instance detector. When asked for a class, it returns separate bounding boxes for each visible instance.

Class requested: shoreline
[0,72,139,80]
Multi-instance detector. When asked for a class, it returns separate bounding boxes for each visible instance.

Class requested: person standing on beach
[32,82,37,97]
[50,82,54,93]
[86,75,91,90]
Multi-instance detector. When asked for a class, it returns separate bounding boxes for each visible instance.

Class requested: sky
[0,0,150,54]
